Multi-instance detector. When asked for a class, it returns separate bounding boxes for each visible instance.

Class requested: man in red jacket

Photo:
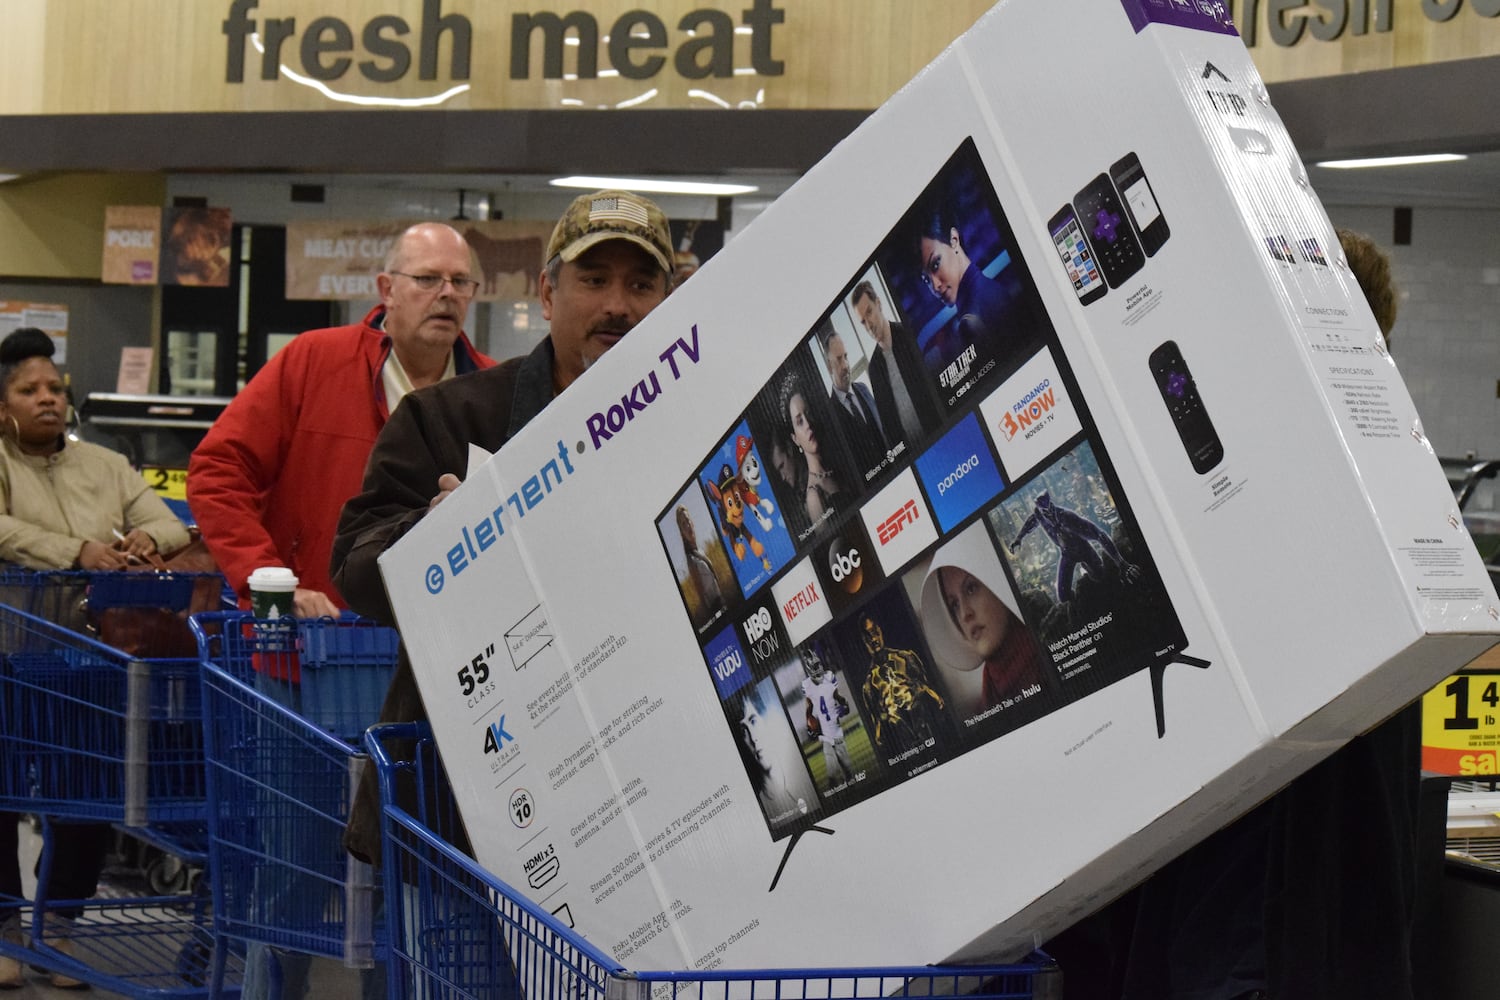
[188,222,496,616]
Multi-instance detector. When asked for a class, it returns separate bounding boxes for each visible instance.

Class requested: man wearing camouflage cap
[332,189,674,864]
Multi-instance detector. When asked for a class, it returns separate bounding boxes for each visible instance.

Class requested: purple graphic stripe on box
[1120,0,1239,36]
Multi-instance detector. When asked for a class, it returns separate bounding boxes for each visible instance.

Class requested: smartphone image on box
[1109,152,1170,257]
[1047,203,1108,306]
[1073,173,1146,288]
[1148,340,1224,475]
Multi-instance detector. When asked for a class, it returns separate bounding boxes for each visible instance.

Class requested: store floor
[11,816,362,998]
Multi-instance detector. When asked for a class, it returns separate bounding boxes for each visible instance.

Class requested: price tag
[1421,671,1500,775]
[141,466,188,501]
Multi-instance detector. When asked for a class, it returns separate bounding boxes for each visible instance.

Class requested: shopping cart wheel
[146,852,192,895]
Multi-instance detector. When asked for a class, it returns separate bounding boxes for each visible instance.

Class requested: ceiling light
[550,176,759,196]
[1315,153,1468,169]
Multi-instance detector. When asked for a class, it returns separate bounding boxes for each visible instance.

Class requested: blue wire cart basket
[365,723,1056,1000]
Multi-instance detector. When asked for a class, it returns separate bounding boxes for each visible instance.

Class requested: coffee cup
[247,566,298,619]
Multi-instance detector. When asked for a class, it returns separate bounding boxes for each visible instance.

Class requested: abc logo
[827,544,863,594]
[743,606,774,643]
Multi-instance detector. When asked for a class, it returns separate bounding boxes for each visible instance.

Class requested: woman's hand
[78,539,131,571]
[112,527,159,562]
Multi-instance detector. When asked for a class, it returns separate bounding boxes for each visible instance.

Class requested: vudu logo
[711,645,743,682]
[937,455,979,496]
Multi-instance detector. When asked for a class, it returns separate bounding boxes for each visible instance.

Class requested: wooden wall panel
[2,2,1498,115]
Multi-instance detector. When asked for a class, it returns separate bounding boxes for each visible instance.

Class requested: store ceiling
[279,146,1500,214]
[1307,150,1500,209]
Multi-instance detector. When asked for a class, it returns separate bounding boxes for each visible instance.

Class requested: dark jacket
[334,338,556,864]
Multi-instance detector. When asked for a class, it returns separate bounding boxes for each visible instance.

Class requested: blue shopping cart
[0,568,232,996]
[365,723,1057,1000]
[193,610,401,1000]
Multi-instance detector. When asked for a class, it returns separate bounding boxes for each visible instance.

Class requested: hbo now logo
[743,606,774,643]
[937,454,980,496]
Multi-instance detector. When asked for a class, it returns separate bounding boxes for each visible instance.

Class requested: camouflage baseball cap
[545,189,674,275]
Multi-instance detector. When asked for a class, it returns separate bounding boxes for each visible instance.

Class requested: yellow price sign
[141,466,188,501]
[1421,672,1500,775]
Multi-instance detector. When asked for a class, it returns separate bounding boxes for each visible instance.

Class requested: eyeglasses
[390,271,481,295]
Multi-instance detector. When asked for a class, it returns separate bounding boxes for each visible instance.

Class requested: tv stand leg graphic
[768,825,835,892]
[1151,652,1213,738]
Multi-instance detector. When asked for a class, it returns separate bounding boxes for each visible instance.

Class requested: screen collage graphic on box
[654,139,1206,849]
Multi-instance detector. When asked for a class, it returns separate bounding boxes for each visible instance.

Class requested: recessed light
[550,176,758,196]
[1315,154,1468,169]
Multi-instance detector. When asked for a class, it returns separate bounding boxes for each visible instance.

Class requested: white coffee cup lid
[248,566,299,591]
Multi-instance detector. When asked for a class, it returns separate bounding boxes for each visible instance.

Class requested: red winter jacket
[188,306,495,607]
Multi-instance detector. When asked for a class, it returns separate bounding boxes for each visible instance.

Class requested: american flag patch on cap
[589,196,650,227]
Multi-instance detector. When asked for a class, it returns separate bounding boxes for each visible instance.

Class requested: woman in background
[0,327,188,989]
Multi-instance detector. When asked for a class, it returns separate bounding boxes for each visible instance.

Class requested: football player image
[799,644,855,785]
[857,614,946,754]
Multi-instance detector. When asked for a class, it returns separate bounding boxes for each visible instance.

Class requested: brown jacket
[333,339,555,864]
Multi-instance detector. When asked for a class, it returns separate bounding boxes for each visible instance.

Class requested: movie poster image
[774,637,880,797]
[831,586,957,774]
[160,207,233,287]
[989,440,1177,692]
[749,347,865,546]
[843,264,943,461]
[728,676,818,833]
[872,139,1051,414]
[698,421,798,599]
[902,520,1060,738]
[657,485,739,636]
[809,315,899,485]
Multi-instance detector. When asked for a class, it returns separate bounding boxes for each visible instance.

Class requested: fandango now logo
[999,382,1057,441]
[937,455,979,496]
[423,439,578,595]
